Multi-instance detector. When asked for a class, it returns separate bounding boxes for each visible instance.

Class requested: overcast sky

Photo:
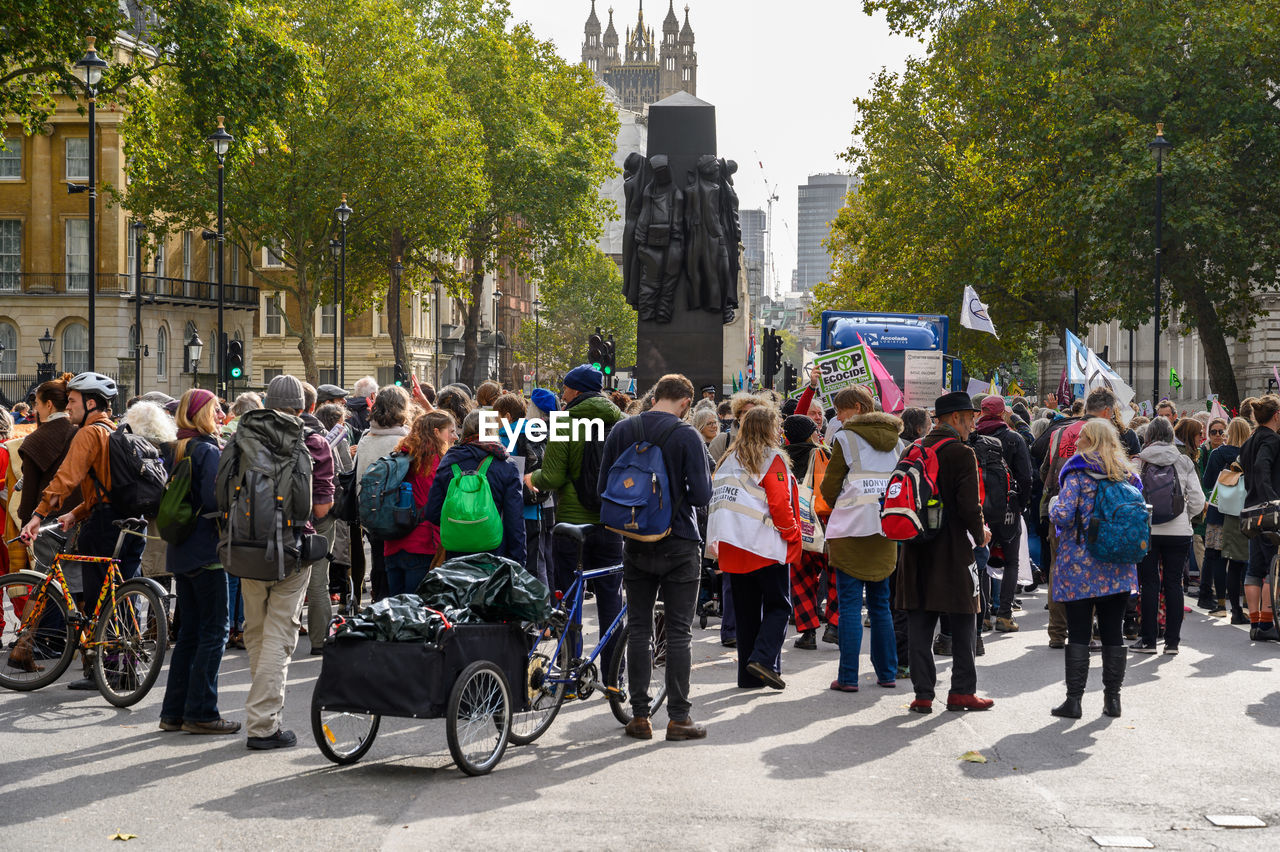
[505,0,922,293]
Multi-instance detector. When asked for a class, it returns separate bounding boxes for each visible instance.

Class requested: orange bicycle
[1,518,168,707]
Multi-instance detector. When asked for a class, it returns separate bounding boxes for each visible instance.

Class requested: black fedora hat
[934,391,981,417]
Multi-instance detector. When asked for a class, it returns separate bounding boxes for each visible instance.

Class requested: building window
[207,239,216,282]
[683,67,691,82]
[65,138,88,180]
[0,138,21,179]
[376,366,395,386]
[154,241,166,278]
[182,231,192,279]
[230,244,240,287]
[263,367,282,384]
[156,325,167,377]
[0,220,20,291]
[320,303,336,336]
[0,322,16,375]
[319,368,337,386]
[63,322,88,375]
[65,219,89,291]
[264,293,283,335]
[263,244,285,268]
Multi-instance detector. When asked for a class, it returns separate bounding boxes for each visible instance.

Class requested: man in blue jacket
[599,374,712,742]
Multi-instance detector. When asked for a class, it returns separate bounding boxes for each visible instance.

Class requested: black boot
[1101,645,1126,717]
[1051,643,1089,719]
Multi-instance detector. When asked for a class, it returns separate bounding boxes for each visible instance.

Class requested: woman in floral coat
[1048,419,1142,720]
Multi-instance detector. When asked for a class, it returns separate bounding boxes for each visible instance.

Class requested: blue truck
[819,311,962,393]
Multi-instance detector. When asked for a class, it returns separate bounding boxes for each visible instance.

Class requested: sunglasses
[1209,429,1225,436]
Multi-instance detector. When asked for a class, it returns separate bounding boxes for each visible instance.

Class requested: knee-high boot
[1051,643,1089,719]
[1101,645,1126,717]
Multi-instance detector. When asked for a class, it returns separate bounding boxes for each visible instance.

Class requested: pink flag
[857,335,905,413]
[1210,397,1230,421]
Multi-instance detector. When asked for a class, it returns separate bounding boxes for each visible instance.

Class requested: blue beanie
[531,388,559,413]
[563,364,604,393]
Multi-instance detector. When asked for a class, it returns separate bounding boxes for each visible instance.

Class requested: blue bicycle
[508,523,667,745]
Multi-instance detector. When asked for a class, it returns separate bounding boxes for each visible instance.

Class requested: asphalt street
[2,588,1277,851]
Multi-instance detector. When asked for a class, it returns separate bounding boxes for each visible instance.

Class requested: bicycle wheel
[312,698,380,765]
[446,660,511,776]
[0,572,77,691]
[607,609,669,726]
[1270,553,1280,623]
[91,579,168,708]
[507,624,571,746]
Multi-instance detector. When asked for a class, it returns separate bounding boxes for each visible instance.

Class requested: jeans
[728,563,791,687]
[1065,592,1126,646]
[552,524,624,684]
[720,571,737,642]
[227,576,245,631]
[384,550,432,597]
[835,571,896,684]
[1139,534,1190,646]
[160,568,230,723]
[623,536,701,721]
[907,609,976,699]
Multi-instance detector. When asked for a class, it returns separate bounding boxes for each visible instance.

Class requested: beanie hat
[563,364,604,394]
[265,374,306,411]
[185,388,217,418]
[783,414,818,446]
[531,388,559,413]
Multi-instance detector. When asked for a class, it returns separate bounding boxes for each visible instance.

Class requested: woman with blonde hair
[158,389,240,735]
[1047,419,1141,718]
[707,405,800,690]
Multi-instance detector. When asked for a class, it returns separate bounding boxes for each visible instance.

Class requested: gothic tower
[602,6,619,74]
[582,0,603,74]
[585,2,697,112]
[678,4,697,97]
[658,0,681,99]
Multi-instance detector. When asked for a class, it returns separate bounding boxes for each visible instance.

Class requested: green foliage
[821,0,1280,406]
[514,247,636,386]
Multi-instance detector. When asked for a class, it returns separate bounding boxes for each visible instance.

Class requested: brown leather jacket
[34,409,113,523]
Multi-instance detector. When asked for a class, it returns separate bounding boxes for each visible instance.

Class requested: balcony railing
[0,273,257,308]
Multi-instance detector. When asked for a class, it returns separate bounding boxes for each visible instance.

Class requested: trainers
[1163,643,1180,656]
[1209,608,1228,618]
[994,617,1019,633]
[933,633,952,656]
[183,718,242,735]
[1130,639,1158,654]
[246,729,297,750]
[793,629,817,650]
[624,716,653,740]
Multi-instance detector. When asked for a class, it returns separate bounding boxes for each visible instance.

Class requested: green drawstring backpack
[439,456,504,552]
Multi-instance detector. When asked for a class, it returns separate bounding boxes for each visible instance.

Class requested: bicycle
[1,518,169,707]
[507,522,668,746]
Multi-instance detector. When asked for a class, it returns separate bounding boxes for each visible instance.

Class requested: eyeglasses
[1209,429,1225,436]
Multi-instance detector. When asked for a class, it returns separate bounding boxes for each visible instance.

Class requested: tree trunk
[461,249,486,389]
[295,267,318,387]
[388,230,409,374]
[1177,278,1240,410]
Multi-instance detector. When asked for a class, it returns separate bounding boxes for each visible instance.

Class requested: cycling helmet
[68,372,119,399]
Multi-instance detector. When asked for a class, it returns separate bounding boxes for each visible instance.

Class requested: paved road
[2,589,1277,851]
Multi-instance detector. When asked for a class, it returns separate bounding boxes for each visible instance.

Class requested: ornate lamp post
[1148,123,1172,407]
[71,37,108,371]
[335,195,351,387]
[206,116,233,398]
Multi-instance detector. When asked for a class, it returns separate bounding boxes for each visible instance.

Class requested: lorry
[818,311,963,400]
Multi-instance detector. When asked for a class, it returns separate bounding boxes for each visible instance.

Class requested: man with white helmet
[19,373,147,689]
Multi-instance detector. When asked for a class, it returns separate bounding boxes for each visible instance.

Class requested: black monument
[626,91,739,396]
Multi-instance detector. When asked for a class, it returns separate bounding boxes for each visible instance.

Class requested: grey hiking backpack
[216,409,315,580]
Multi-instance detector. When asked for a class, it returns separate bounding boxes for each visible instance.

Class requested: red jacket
[718,453,802,573]
[384,455,442,557]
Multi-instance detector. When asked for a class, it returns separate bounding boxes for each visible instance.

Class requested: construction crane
[754,152,792,300]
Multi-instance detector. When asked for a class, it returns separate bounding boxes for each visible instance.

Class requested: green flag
[1170,367,1182,390]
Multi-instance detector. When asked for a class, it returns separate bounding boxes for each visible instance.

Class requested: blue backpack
[358,452,421,541]
[601,419,682,542]
[1082,473,1151,564]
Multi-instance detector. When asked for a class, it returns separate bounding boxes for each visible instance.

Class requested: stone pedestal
[635,92,724,395]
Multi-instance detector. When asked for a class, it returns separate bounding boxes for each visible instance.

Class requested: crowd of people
[2,360,1277,749]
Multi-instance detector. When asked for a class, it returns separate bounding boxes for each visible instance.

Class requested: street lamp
[532,297,541,388]
[492,288,502,382]
[37,328,55,382]
[1148,123,1172,407]
[335,194,351,388]
[131,221,146,392]
[431,275,442,389]
[71,36,108,372]
[206,116,233,398]
[185,330,204,384]
[330,237,341,384]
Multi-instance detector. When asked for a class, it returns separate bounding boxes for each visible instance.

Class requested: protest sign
[814,344,877,407]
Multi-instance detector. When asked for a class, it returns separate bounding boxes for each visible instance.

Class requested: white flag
[961,285,999,338]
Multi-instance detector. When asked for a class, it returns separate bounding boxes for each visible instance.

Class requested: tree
[819,0,1280,407]
[120,0,484,384]
[514,247,636,386]
[441,11,620,388]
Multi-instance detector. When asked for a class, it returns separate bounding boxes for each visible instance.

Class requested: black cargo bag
[312,622,531,718]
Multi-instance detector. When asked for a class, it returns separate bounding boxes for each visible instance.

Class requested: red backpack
[881,437,956,542]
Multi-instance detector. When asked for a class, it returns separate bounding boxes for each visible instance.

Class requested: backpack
[1140,460,1185,525]
[1082,474,1151,563]
[440,456,504,552]
[358,452,421,540]
[332,465,360,524]
[972,434,1018,540]
[155,443,218,545]
[601,418,681,542]
[215,409,315,581]
[881,437,956,542]
[89,423,168,519]
[1210,463,1245,517]
[574,419,615,514]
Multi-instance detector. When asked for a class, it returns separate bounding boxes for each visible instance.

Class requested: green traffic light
[230,366,242,379]
[592,362,602,371]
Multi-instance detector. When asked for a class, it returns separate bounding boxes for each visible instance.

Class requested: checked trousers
[791,550,840,633]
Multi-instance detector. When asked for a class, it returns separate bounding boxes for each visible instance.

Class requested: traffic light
[769,331,783,377]
[760,329,775,387]
[783,362,797,394]
[602,334,616,380]
[225,339,244,381]
[394,363,407,386]
[588,329,604,371]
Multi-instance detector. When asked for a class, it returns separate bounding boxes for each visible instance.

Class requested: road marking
[1091,837,1154,849]
[1205,814,1266,828]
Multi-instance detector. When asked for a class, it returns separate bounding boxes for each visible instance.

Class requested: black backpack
[972,434,1018,540]
[574,420,616,515]
[89,423,168,519]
